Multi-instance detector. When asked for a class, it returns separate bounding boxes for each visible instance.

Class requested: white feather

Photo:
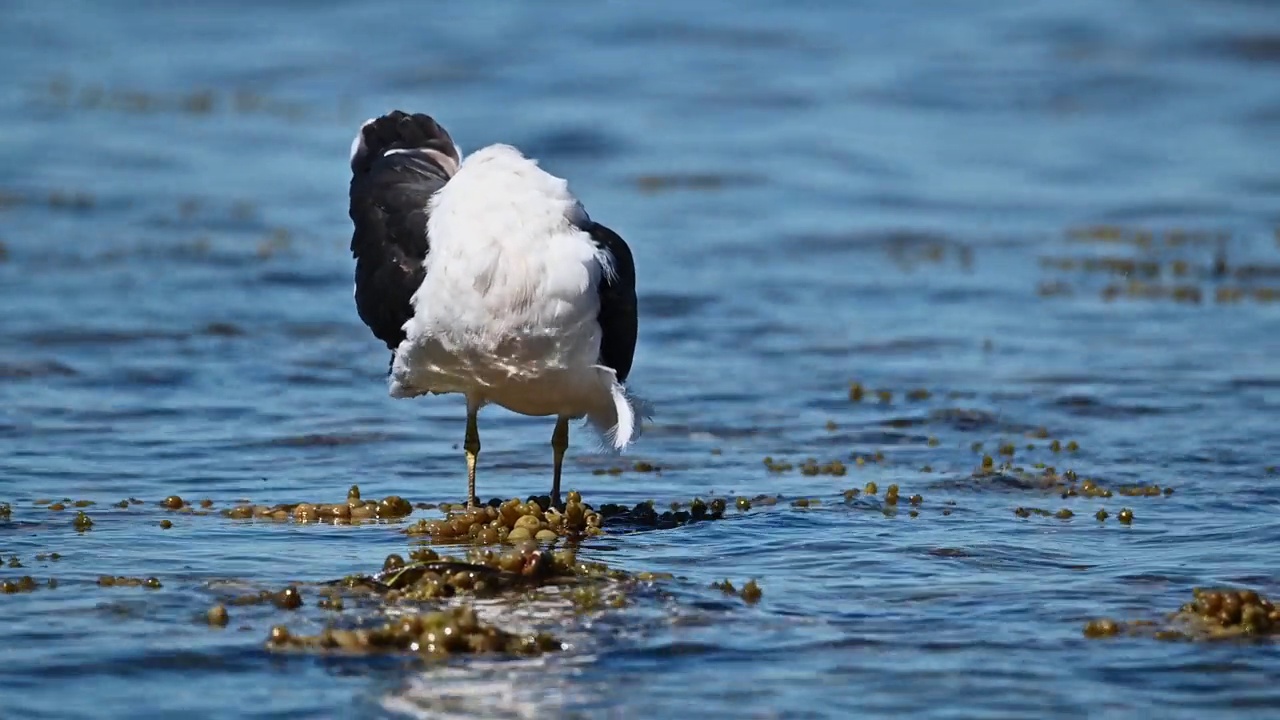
[388,143,639,450]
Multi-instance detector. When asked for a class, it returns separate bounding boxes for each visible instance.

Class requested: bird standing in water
[347,111,640,508]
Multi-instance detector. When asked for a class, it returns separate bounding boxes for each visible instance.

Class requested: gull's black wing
[584,221,638,383]
[349,111,460,350]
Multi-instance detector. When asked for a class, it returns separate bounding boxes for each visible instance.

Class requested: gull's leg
[550,416,570,509]
[464,399,481,508]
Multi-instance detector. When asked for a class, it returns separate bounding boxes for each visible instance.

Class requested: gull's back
[410,144,606,345]
[348,111,639,447]
[392,144,622,405]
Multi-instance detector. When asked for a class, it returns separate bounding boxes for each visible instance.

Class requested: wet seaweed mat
[3,492,776,669]
[1085,588,1280,641]
[3,484,1271,657]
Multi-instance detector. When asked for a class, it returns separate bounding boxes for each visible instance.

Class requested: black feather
[349,111,459,350]
[583,221,638,383]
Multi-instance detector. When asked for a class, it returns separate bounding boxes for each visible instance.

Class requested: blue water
[3,0,1280,717]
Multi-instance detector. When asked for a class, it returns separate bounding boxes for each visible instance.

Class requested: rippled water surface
[3,1,1280,717]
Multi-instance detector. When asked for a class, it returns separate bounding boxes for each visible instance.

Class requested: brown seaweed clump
[798,458,847,477]
[73,512,94,531]
[403,492,602,545]
[344,542,633,603]
[596,496,737,530]
[98,575,162,589]
[964,456,1177,507]
[226,585,305,609]
[206,604,229,626]
[265,605,561,657]
[315,540,676,621]
[711,578,762,604]
[221,485,414,524]
[1,576,40,594]
[248,534,663,659]
[400,491,733,545]
[1084,587,1280,641]
[839,485,930,518]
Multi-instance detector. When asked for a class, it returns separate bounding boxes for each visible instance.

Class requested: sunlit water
[3,1,1280,717]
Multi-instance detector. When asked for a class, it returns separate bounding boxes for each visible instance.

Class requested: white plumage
[389,144,638,450]
[347,111,640,507]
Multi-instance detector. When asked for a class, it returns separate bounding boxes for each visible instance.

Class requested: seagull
[347,111,640,509]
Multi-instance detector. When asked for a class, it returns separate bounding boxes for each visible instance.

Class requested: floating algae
[221,484,414,524]
[1014,507,1077,520]
[206,604,229,626]
[253,534,688,658]
[711,578,762,604]
[839,484,934,514]
[403,491,751,546]
[1044,228,1280,307]
[18,489,792,663]
[798,458,847,477]
[98,576,162,589]
[569,586,628,612]
[404,492,603,545]
[954,457,1177,508]
[763,457,793,473]
[712,579,736,594]
[226,586,304,609]
[1085,587,1280,641]
[266,605,561,657]
[1,576,39,594]
[852,451,886,466]
[591,460,662,476]
[342,543,626,603]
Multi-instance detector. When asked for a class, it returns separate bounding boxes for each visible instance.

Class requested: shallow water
[3,0,1280,717]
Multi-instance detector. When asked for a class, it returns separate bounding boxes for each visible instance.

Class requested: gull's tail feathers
[583,367,652,454]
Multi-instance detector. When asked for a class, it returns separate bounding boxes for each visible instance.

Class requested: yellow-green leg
[550,416,569,509]
[464,403,481,508]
